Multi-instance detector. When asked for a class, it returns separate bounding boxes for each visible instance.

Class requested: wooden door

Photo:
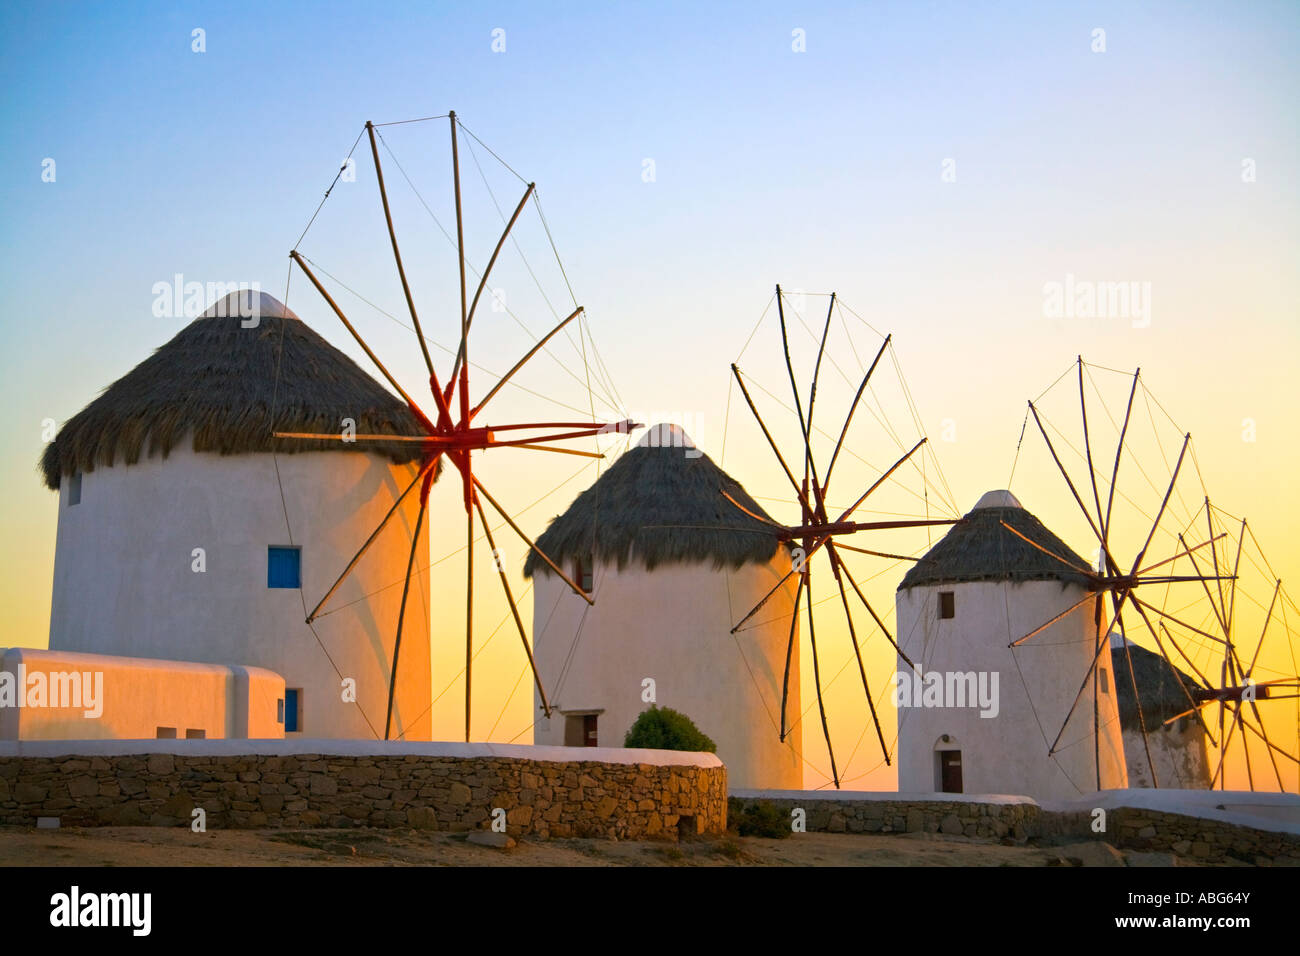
[939,750,963,793]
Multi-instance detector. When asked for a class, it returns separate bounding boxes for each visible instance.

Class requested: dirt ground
[0,825,1213,867]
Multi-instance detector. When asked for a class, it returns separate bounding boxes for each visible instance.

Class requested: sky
[1,1,1297,792]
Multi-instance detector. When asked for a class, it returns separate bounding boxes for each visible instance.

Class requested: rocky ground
[0,825,1247,866]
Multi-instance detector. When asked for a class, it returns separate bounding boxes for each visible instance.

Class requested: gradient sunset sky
[2,1,1297,791]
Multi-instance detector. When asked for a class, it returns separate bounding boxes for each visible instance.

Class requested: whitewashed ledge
[1045,788,1300,837]
[0,738,724,770]
[730,788,1037,806]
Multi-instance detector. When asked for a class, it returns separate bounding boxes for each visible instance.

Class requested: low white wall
[0,648,283,741]
[0,737,724,767]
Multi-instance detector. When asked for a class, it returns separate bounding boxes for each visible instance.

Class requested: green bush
[623,706,716,753]
[733,799,792,839]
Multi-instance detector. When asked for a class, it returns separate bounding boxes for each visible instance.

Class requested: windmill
[1158,500,1300,791]
[273,112,637,741]
[1009,358,1300,792]
[721,285,961,788]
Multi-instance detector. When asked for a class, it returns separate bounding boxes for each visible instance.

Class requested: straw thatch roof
[523,425,785,577]
[40,292,433,489]
[898,490,1093,590]
[1111,635,1207,731]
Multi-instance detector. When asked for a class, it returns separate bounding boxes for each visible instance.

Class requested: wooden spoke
[385,493,428,740]
[1156,622,1215,688]
[365,122,451,426]
[1130,601,1218,744]
[1206,503,1231,637]
[1135,533,1226,575]
[731,364,817,517]
[1129,595,1228,646]
[449,111,470,425]
[452,182,536,386]
[824,334,890,496]
[830,542,927,563]
[1028,402,1119,574]
[505,442,605,460]
[290,251,434,429]
[1103,368,1140,543]
[829,545,891,763]
[1115,612,1158,787]
[1128,432,1190,575]
[805,294,836,461]
[1048,592,1129,756]
[1240,713,1300,763]
[999,520,1097,577]
[730,536,831,634]
[1247,579,1282,677]
[1077,358,1108,569]
[1008,590,1096,647]
[1226,515,1246,642]
[1177,533,1231,637]
[720,489,787,528]
[472,307,584,416]
[836,438,927,524]
[830,542,914,670]
[464,506,474,742]
[804,565,840,788]
[275,431,433,444]
[307,460,435,622]
[472,476,594,605]
[779,571,805,742]
[1210,699,1245,789]
[775,285,820,494]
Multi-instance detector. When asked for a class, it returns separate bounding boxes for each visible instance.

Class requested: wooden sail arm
[998,520,1099,578]
[470,306,585,416]
[1135,533,1226,575]
[289,251,436,432]
[451,182,537,388]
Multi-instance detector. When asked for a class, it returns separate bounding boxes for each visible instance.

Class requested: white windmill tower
[895,490,1128,800]
[41,290,434,740]
[525,424,803,790]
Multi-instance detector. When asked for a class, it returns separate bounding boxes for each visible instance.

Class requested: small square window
[185,729,206,739]
[67,472,82,507]
[285,688,302,733]
[939,591,955,619]
[268,546,301,589]
[156,726,177,739]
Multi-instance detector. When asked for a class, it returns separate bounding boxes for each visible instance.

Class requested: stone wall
[729,790,1039,839]
[1039,805,1300,865]
[731,788,1300,864]
[0,741,726,840]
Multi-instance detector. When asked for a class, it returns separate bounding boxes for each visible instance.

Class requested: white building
[1110,633,1211,789]
[0,647,283,741]
[525,425,803,789]
[894,490,1127,800]
[35,290,432,741]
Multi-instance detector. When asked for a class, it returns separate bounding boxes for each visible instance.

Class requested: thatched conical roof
[40,291,432,489]
[898,490,1093,590]
[1110,634,1207,731]
[523,424,784,577]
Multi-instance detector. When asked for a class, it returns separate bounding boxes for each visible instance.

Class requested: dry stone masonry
[730,791,1039,840]
[0,742,727,840]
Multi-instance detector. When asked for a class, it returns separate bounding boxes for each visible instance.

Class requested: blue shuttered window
[267,546,301,588]
[285,688,301,733]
